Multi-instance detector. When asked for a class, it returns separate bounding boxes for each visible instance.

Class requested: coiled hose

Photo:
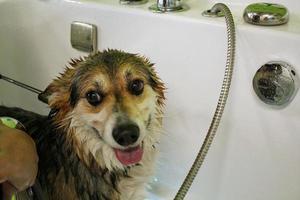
[174,3,235,200]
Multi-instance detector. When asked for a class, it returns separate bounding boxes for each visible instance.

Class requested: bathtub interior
[0,1,300,200]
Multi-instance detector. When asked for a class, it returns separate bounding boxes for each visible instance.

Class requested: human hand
[0,120,38,192]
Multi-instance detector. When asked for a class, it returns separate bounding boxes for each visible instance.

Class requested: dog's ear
[38,58,84,107]
[38,73,72,107]
[145,62,166,108]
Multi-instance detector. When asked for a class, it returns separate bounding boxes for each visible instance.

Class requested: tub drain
[253,61,299,106]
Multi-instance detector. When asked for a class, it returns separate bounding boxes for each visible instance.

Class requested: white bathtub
[0,0,300,199]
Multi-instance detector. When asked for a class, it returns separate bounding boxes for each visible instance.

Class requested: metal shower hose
[174,3,236,200]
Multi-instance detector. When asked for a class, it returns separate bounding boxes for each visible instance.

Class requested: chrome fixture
[202,7,225,17]
[70,22,97,54]
[253,61,299,106]
[243,3,289,26]
[120,0,148,5]
[149,0,188,13]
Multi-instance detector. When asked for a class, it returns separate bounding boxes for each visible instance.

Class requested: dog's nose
[112,123,140,146]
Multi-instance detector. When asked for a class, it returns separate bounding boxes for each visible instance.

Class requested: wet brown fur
[0,49,165,200]
[46,50,165,128]
[45,50,165,167]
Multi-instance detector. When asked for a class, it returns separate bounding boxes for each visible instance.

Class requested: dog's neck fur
[34,122,116,199]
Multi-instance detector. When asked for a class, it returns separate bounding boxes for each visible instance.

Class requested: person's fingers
[2,181,17,197]
[29,180,34,187]
[0,123,39,192]
[16,183,30,191]
[8,160,38,191]
[10,176,31,191]
[30,163,38,187]
[0,170,8,182]
[0,178,7,183]
[0,164,9,183]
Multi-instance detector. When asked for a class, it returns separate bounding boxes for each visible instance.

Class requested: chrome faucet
[149,0,188,12]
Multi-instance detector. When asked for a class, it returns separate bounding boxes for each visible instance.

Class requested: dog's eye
[129,79,144,96]
[86,91,103,106]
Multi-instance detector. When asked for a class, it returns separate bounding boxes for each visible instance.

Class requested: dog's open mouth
[114,145,143,166]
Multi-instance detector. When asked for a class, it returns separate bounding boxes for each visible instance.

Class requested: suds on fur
[0,50,165,200]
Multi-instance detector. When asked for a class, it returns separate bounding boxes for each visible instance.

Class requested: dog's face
[41,50,165,171]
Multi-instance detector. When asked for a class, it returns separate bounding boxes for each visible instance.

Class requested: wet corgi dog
[0,49,165,200]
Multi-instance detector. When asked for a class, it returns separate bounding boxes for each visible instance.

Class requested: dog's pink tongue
[114,146,143,166]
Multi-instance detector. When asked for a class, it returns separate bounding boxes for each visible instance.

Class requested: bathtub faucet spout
[149,0,188,12]
[157,0,180,11]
